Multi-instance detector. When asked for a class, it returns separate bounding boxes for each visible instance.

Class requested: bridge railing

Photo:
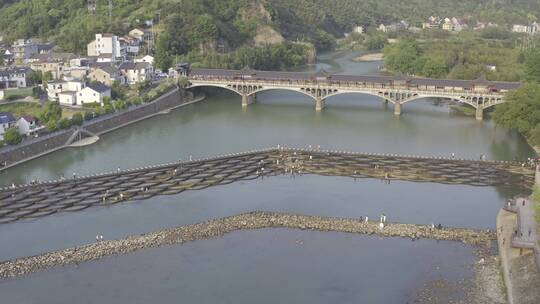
[188,78,506,100]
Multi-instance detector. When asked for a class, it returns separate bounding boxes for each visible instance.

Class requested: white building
[0,67,31,89]
[77,82,111,105]
[119,62,153,85]
[134,55,154,65]
[87,33,125,61]
[512,22,539,34]
[47,79,86,102]
[352,26,364,34]
[17,115,42,136]
[58,91,78,106]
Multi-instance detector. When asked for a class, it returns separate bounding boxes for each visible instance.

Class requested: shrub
[57,118,72,129]
[71,113,83,126]
[3,128,22,145]
[84,112,94,121]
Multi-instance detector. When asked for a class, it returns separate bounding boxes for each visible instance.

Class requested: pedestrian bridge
[0,147,534,224]
[187,68,520,120]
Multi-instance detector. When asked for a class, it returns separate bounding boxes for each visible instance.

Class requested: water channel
[0,51,535,302]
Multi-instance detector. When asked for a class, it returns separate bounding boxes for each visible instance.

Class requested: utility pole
[108,0,113,22]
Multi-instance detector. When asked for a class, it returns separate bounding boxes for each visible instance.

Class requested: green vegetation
[1,0,539,64]
[383,33,525,81]
[492,46,540,147]
[3,128,22,145]
[493,83,540,145]
[3,87,35,99]
[0,102,42,117]
[175,42,310,71]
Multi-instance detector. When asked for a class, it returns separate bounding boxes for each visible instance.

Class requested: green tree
[28,70,43,85]
[421,57,448,78]
[71,112,83,126]
[39,101,62,123]
[364,34,387,51]
[42,71,53,83]
[57,117,72,129]
[111,81,126,100]
[46,119,58,132]
[383,39,421,75]
[3,128,22,145]
[493,83,540,138]
[524,51,540,83]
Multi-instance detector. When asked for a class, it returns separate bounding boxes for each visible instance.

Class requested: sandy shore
[353,52,383,61]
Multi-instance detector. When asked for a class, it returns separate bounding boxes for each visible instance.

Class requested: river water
[0,51,535,303]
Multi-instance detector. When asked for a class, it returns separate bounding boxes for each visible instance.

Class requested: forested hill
[1,0,540,54]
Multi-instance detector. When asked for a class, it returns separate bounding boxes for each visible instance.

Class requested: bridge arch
[322,91,396,104]
[188,83,243,97]
[248,87,318,102]
[400,95,478,108]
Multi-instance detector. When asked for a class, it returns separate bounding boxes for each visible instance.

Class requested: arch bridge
[187,68,520,120]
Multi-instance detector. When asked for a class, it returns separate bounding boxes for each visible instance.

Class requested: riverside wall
[0,211,495,280]
[0,87,192,171]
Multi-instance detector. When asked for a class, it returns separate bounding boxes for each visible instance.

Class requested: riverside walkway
[0,147,534,224]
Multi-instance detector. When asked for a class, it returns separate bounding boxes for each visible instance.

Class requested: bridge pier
[394,102,401,116]
[242,94,255,107]
[315,97,326,111]
[475,106,484,121]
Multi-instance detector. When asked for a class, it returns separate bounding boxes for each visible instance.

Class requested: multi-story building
[0,67,32,89]
[119,61,153,85]
[87,33,126,62]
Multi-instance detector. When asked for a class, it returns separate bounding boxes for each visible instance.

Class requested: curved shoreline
[0,211,495,280]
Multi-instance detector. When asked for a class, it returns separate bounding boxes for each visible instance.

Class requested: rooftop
[0,112,16,124]
[87,82,111,93]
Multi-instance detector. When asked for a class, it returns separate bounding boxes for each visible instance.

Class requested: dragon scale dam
[0,147,534,224]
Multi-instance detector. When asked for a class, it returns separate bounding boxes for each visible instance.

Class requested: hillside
[1,0,540,56]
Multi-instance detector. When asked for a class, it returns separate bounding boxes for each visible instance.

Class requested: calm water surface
[0,229,476,304]
[0,51,533,303]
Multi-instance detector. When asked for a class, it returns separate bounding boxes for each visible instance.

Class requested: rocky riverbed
[0,211,495,280]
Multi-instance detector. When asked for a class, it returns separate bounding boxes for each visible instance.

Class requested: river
[0,50,534,303]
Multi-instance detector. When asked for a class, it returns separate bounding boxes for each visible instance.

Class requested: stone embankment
[0,87,202,171]
[0,211,495,280]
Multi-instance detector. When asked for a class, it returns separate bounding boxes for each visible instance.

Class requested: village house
[28,53,78,79]
[88,65,124,86]
[87,33,126,62]
[128,27,152,42]
[47,78,85,102]
[16,115,42,136]
[442,17,466,32]
[134,55,154,65]
[11,39,55,64]
[0,67,32,89]
[378,21,409,33]
[0,112,16,141]
[512,22,540,34]
[119,61,153,85]
[422,16,441,29]
[77,82,111,105]
[120,36,141,56]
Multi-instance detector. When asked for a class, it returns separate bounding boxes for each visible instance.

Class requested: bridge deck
[190,68,520,91]
[0,148,534,224]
